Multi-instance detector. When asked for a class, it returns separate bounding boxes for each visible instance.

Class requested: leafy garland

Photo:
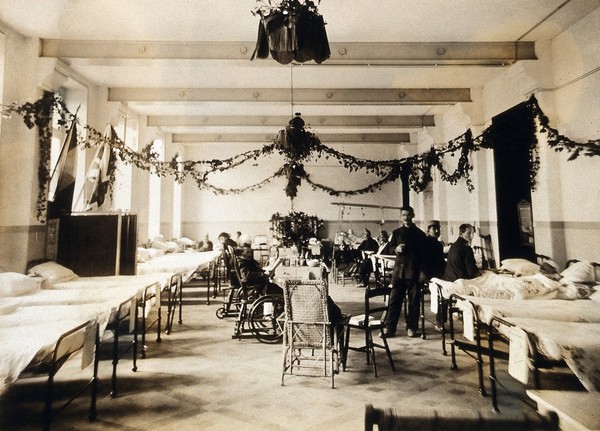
[2,91,69,221]
[2,93,599,222]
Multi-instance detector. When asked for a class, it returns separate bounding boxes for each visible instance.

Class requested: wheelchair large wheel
[248,294,284,344]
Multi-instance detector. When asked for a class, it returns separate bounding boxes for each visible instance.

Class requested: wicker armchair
[281,279,345,388]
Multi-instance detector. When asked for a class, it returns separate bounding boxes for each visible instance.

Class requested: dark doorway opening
[491,102,536,262]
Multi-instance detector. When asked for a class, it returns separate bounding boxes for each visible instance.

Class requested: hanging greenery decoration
[2,91,69,221]
[2,92,599,222]
[526,96,600,159]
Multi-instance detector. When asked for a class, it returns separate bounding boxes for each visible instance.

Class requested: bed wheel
[216,307,227,319]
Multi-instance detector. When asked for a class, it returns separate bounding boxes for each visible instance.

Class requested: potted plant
[270,211,324,258]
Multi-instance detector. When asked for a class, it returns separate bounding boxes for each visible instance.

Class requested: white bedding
[0,286,143,329]
[51,273,174,291]
[0,273,173,397]
[0,320,95,396]
[498,317,600,392]
[454,295,600,326]
[137,250,220,282]
[430,271,564,301]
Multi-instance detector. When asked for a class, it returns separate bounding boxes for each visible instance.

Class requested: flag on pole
[47,119,78,219]
[84,124,117,211]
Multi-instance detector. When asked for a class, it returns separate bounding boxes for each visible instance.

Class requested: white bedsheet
[0,320,94,396]
[430,271,563,301]
[0,274,172,397]
[499,318,600,391]
[137,250,220,282]
[453,296,600,325]
[52,273,174,291]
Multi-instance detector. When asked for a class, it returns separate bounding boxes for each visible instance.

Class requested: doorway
[491,102,536,262]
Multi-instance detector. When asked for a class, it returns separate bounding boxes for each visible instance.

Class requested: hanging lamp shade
[274,113,316,160]
[251,0,330,65]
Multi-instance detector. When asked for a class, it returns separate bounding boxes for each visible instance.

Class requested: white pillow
[164,241,181,253]
[561,261,595,283]
[137,247,151,263]
[0,272,41,296]
[499,258,540,277]
[27,261,79,289]
[152,240,170,251]
[177,237,195,247]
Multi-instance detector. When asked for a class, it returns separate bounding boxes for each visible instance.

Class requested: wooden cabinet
[56,212,137,276]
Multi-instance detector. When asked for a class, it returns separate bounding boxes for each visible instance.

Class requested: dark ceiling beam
[41,40,536,65]
[110,87,470,104]
[172,132,411,143]
[148,115,435,128]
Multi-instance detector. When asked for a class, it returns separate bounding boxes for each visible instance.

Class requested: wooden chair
[345,286,395,377]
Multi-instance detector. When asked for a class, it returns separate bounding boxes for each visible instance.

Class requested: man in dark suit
[381,206,426,338]
[237,245,280,296]
[444,223,481,282]
[420,221,446,281]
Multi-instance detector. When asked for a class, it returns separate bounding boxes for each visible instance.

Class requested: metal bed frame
[19,320,101,431]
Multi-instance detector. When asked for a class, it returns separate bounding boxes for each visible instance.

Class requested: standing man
[421,221,447,329]
[420,221,446,281]
[381,206,426,338]
[444,223,481,282]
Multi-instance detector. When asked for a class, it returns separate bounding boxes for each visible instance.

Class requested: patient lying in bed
[431,259,599,301]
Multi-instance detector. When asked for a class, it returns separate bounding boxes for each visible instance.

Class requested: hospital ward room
[0,1,599,430]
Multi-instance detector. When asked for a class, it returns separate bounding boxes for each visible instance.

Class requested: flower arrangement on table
[270,211,324,258]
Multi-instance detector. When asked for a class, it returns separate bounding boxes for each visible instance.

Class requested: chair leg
[156,302,162,343]
[368,331,378,377]
[420,284,427,340]
[364,325,371,364]
[111,327,119,398]
[382,337,396,372]
[343,326,350,371]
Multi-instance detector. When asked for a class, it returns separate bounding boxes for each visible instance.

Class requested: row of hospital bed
[0,249,221,430]
[426,258,600,412]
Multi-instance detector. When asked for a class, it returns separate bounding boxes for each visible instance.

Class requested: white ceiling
[1,0,598,144]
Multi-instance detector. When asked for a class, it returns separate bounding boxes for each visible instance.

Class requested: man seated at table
[355,230,392,287]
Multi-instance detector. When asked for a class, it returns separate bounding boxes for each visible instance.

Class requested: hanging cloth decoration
[251,0,331,64]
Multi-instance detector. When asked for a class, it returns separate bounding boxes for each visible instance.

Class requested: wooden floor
[0,279,544,430]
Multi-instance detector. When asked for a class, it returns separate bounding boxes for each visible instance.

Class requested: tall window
[147,139,163,239]
[0,32,5,130]
[112,114,138,211]
[172,153,182,239]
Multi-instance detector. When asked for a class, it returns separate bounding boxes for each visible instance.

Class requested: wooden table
[274,264,323,283]
[527,389,600,431]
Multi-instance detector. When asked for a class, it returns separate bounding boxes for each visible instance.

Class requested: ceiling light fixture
[251,0,330,65]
